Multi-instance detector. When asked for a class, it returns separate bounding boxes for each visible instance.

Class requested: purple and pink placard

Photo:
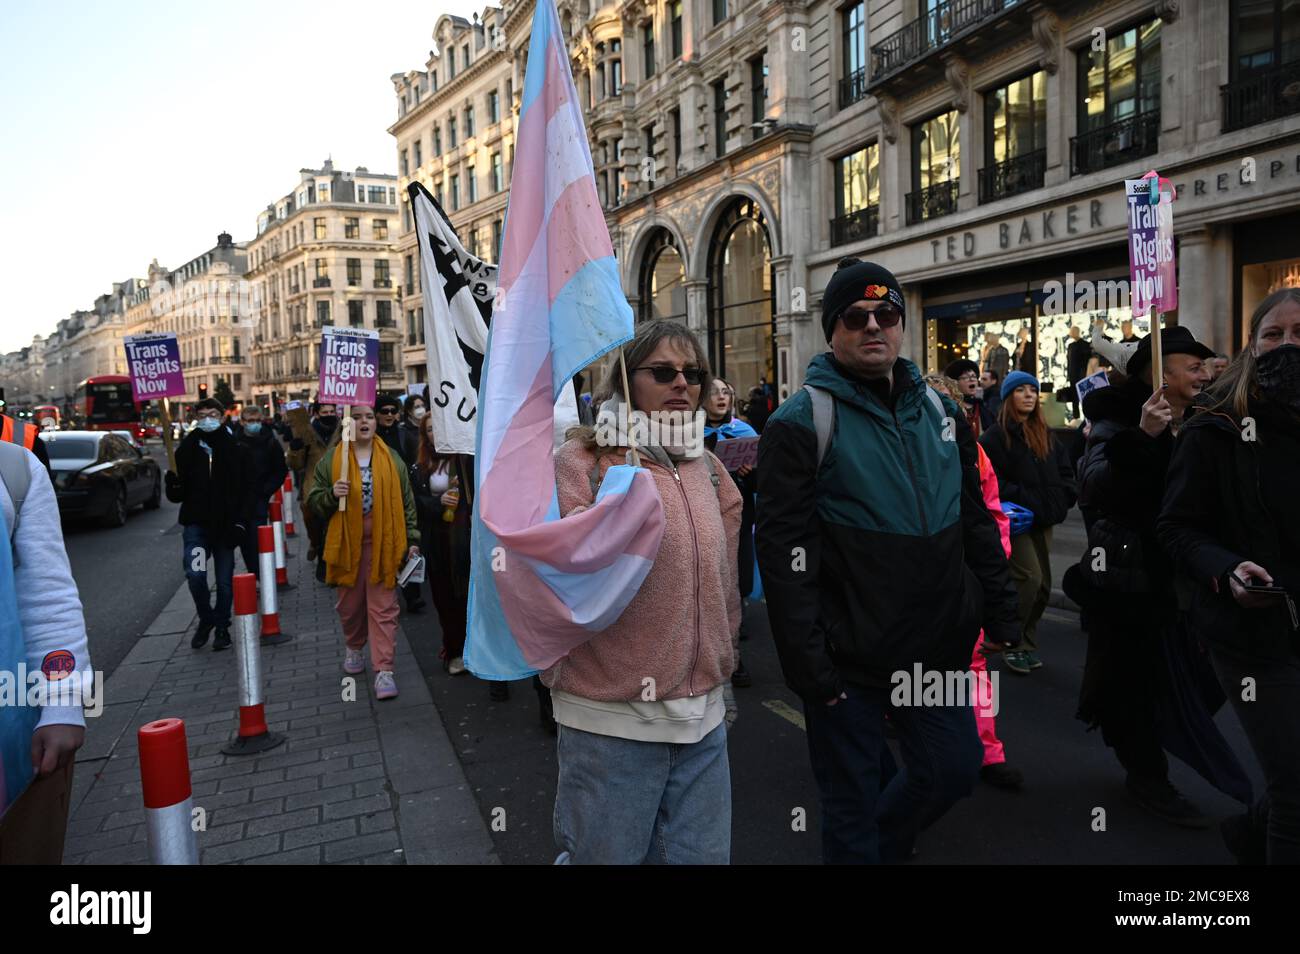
[123,333,185,402]
[1125,171,1178,321]
[318,327,380,408]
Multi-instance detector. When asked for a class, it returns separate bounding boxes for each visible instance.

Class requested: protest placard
[713,436,759,472]
[318,327,379,408]
[123,333,185,402]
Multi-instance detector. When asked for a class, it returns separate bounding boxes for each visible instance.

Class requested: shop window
[981,71,1047,203]
[907,111,959,224]
[832,143,879,245]
[707,198,774,395]
[1072,19,1161,175]
[638,228,687,322]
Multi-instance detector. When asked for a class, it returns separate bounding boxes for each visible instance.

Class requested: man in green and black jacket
[756,257,1021,864]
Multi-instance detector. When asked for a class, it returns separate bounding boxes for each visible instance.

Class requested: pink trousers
[335,514,400,671]
[972,632,1006,766]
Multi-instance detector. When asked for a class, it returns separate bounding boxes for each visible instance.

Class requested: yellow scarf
[323,441,405,588]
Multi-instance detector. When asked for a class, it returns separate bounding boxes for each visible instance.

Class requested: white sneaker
[448,656,467,676]
[374,670,398,700]
[343,649,365,674]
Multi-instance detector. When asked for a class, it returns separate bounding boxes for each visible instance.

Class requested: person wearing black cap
[944,358,994,438]
[756,257,1021,864]
[1067,325,1219,829]
[373,394,405,457]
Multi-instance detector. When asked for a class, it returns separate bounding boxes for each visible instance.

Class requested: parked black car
[39,430,162,526]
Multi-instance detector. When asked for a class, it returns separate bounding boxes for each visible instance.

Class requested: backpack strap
[0,440,33,561]
[924,385,946,421]
[803,384,836,469]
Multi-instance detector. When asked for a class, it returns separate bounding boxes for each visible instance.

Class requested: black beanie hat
[821,257,906,342]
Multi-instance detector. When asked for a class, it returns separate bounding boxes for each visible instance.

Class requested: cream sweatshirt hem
[551,685,725,744]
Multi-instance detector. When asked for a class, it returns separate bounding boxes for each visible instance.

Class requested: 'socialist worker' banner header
[1125,173,1178,319]
[318,326,379,408]
[123,333,186,402]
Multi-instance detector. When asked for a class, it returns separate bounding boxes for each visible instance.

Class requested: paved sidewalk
[63,528,498,865]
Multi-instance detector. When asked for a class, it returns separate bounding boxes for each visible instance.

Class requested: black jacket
[376,422,403,458]
[165,426,257,547]
[396,420,421,468]
[1157,396,1300,661]
[756,355,1020,701]
[979,420,1077,529]
[235,425,289,512]
[1075,378,1173,595]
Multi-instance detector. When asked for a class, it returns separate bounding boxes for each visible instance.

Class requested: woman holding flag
[307,404,420,701]
[545,320,743,864]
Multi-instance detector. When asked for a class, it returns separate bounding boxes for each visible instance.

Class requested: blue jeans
[804,684,982,864]
[182,524,235,629]
[553,722,731,864]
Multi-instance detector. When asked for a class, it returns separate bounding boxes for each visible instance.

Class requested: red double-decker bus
[74,375,150,440]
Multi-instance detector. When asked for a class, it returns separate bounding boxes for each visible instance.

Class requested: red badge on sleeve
[41,650,76,680]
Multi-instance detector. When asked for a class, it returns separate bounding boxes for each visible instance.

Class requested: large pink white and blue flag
[464,0,666,679]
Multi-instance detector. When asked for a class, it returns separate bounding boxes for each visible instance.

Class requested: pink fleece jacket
[540,439,744,702]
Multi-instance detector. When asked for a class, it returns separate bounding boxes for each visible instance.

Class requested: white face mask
[412,406,427,420]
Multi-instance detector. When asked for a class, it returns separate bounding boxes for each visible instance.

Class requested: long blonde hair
[1205,287,1300,419]
[566,319,713,449]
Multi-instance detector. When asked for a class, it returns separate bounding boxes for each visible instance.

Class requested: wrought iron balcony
[870,0,1024,90]
[1221,61,1300,133]
[374,278,393,288]
[905,179,960,225]
[312,278,331,288]
[375,317,397,328]
[978,148,1046,203]
[838,67,867,110]
[1070,110,1159,177]
[830,205,879,246]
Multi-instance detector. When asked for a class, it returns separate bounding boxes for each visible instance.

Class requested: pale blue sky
[0,0,485,353]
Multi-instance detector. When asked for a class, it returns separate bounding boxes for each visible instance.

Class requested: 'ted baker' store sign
[923,147,1300,269]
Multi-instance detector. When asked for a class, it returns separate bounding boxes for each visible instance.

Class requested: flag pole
[1151,310,1164,391]
[617,347,641,467]
[338,405,352,512]
[159,397,177,474]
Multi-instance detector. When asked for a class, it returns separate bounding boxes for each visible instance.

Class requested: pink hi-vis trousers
[335,514,400,671]
[972,632,1005,766]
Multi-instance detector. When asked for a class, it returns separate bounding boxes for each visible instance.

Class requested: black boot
[191,622,213,649]
[213,627,232,652]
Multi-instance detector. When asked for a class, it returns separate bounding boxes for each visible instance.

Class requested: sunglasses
[634,365,705,386]
[840,304,903,331]
[376,407,399,415]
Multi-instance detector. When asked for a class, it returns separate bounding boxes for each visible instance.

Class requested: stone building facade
[245,161,405,409]
[124,233,253,409]
[390,0,1300,408]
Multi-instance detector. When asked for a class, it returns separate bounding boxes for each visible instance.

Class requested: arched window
[707,197,774,393]
[638,228,686,322]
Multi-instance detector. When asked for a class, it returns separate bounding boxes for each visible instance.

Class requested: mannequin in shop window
[1013,327,1035,374]
[981,331,1010,382]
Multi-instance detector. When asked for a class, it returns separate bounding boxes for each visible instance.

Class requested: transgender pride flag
[464,0,666,679]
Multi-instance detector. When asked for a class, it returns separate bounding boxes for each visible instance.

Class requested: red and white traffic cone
[138,718,200,865]
[223,573,285,756]
[282,476,296,537]
[269,497,291,589]
[257,525,291,645]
